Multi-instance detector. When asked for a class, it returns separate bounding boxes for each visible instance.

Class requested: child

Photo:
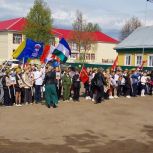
[141,72,147,97]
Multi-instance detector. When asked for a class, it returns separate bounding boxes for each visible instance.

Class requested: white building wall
[0,31,9,62]
[8,32,23,59]
[95,42,117,64]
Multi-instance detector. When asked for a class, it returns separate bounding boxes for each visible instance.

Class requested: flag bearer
[43,65,58,108]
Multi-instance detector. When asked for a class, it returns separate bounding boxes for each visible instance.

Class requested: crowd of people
[0,63,153,108]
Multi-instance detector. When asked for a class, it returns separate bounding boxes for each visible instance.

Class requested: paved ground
[0,96,153,153]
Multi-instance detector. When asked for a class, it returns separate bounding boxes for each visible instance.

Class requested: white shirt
[33,70,43,85]
[141,76,147,85]
[114,74,119,82]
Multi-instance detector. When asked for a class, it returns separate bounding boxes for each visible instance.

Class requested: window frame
[91,54,95,60]
[85,54,90,60]
[148,54,153,67]
[13,33,22,44]
[124,54,132,66]
[135,54,143,66]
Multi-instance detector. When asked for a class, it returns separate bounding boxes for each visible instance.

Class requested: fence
[66,62,153,71]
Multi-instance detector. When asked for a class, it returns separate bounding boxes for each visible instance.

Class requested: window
[125,54,131,66]
[86,54,90,60]
[71,43,78,51]
[148,55,153,67]
[135,54,142,66]
[80,53,85,60]
[71,53,77,59]
[91,54,95,60]
[13,34,22,44]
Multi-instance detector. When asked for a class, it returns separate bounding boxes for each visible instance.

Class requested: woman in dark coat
[43,66,58,108]
[93,68,106,104]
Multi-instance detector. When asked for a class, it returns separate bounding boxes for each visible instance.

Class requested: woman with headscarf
[43,66,58,108]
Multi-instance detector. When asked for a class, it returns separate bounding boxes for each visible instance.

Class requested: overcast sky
[1,0,153,39]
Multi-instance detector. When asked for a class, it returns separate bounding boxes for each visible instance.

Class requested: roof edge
[6,17,24,30]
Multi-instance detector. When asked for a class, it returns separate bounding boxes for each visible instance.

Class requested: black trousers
[3,87,12,106]
[95,86,104,103]
[125,84,131,96]
[132,83,138,96]
[34,85,41,102]
[24,88,32,103]
[73,87,80,101]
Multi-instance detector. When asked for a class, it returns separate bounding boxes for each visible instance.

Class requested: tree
[70,10,97,62]
[23,0,53,44]
[86,22,101,32]
[70,10,86,54]
[120,17,142,41]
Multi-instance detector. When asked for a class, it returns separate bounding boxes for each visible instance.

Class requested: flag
[40,45,51,63]
[138,60,147,70]
[13,38,43,63]
[80,66,89,84]
[45,45,55,63]
[111,56,118,71]
[52,38,71,63]
[40,45,56,63]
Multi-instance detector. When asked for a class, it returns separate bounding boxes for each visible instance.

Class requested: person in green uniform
[62,69,72,102]
[43,66,58,108]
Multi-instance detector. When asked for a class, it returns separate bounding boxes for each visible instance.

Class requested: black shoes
[53,104,58,108]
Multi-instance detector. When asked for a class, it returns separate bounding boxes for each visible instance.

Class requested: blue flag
[15,39,43,63]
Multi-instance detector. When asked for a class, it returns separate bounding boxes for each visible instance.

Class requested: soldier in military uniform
[62,69,72,102]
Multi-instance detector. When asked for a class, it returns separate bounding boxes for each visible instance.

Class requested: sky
[0,0,153,39]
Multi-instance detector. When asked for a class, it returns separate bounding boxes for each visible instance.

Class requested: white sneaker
[85,97,89,100]
[88,96,91,100]
[114,96,119,99]
[109,96,114,99]
[126,96,131,98]
[141,95,145,97]
[18,104,22,106]
[92,98,95,102]
[70,97,72,100]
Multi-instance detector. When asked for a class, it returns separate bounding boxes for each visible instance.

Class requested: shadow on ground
[1,126,153,153]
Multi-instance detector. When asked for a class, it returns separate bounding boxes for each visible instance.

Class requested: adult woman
[94,68,105,103]
[43,66,58,108]
[22,67,33,104]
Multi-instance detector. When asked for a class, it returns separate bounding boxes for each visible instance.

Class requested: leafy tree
[120,17,142,41]
[23,0,53,44]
